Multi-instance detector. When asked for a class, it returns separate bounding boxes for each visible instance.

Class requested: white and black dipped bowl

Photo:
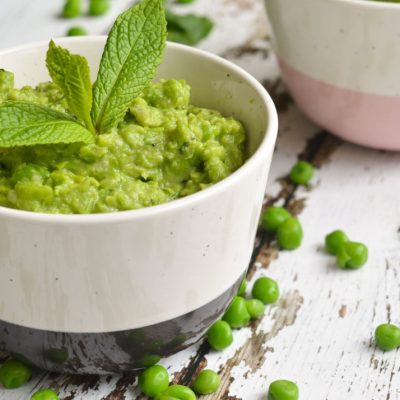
[0,38,278,374]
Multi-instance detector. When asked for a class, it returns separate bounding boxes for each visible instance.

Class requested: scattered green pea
[325,230,348,255]
[268,380,299,400]
[374,323,400,351]
[246,298,265,319]
[261,206,291,233]
[336,241,368,269]
[89,0,110,16]
[67,26,88,36]
[161,384,196,400]
[62,0,82,18]
[237,278,246,296]
[252,277,279,305]
[277,217,303,250]
[138,365,169,397]
[289,160,314,185]
[157,396,181,400]
[207,320,233,350]
[0,359,31,389]
[223,296,251,328]
[192,369,220,395]
[31,388,59,400]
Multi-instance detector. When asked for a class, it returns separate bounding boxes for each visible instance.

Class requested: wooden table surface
[1,0,400,399]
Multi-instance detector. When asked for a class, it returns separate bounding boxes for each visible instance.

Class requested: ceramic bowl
[265,0,400,150]
[0,37,278,374]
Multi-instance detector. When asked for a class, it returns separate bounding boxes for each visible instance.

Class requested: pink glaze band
[279,59,400,150]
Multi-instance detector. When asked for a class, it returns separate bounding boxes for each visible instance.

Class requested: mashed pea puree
[0,70,245,214]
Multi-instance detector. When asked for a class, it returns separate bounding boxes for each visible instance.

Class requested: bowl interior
[0,37,270,159]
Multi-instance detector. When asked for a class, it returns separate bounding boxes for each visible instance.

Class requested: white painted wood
[1,0,400,399]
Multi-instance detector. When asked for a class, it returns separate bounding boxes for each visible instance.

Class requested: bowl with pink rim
[265,0,400,150]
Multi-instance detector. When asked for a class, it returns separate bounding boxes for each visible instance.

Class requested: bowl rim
[0,37,278,224]
[326,0,400,10]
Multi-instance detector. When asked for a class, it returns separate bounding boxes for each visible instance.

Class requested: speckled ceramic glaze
[265,0,400,150]
[0,277,241,374]
[0,38,278,373]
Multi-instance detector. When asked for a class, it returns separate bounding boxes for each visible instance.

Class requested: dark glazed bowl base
[0,277,242,374]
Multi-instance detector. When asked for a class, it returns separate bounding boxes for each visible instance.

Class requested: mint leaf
[165,10,213,46]
[0,101,93,147]
[64,54,95,132]
[91,0,167,134]
[46,41,95,133]
[46,40,71,92]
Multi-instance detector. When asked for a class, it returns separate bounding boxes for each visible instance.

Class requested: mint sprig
[0,0,166,148]
[0,101,94,147]
[91,0,167,134]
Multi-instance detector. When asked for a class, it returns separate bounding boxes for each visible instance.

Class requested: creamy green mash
[0,70,245,214]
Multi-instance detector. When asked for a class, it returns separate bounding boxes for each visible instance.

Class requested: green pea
[375,323,400,351]
[192,369,220,395]
[160,384,196,400]
[246,298,265,319]
[31,388,59,400]
[89,0,110,16]
[277,217,303,250]
[261,207,291,233]
[237,278,246,296]
[62,0,81,18]
[268,380,299,400]
[289,160,314,185]
[207,320,233,351]
[138,365,169,397]
[251,277,279,305]
[336,241,368,269]
[222,296,251,328]
[67,26,88,36]
[157,396,181,400]
[325,230,348,255]
[0,359,31,389]
[177,0,196,3]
